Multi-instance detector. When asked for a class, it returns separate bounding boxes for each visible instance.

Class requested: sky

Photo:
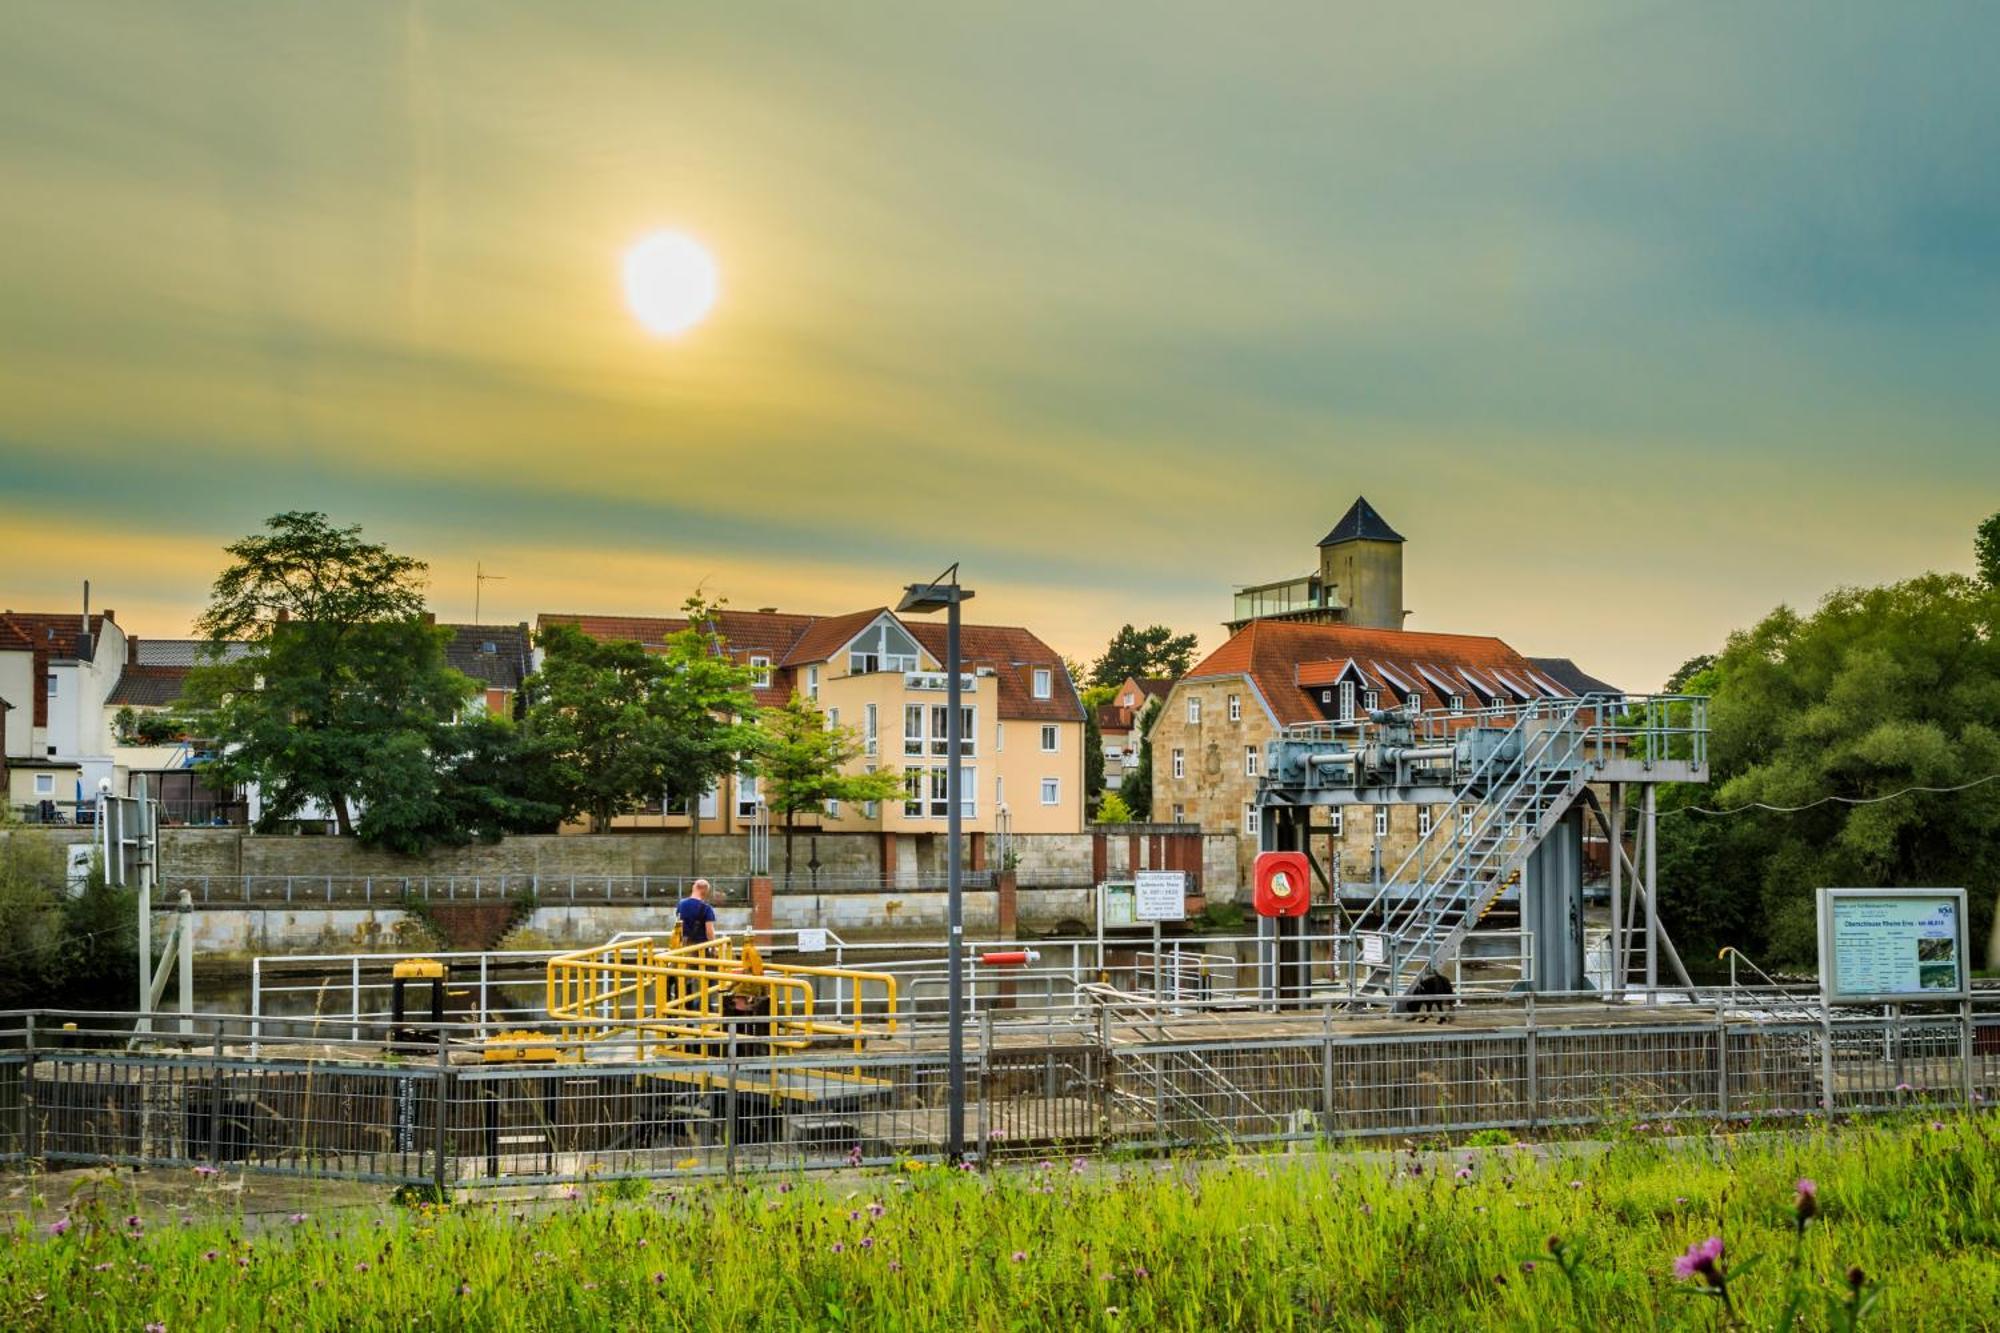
[3,2,1996,690]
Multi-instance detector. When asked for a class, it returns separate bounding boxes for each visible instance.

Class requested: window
[1363,690,1378,711]
[1187,697,1201,724]
[1228,693,1241,722]
[1244,803,1260,837]
[1461,807,1474,835]
[1032,668,1052,699]
[700,784,719,821]
[825,797,839,818]
[931,705,951,756]
[904,767,924,817]
[827,707,839,730]
[736,773,761,819]
[1406,690,1423,713]
[1040,777,1060,806]
[930,768,951,818]
[1244,746,1258,776]
[1040,724,1058,753]
[862,765,879,818]
[1172,803,1185,823]
[1418,806,1433,836]
[960,766,976,818]
[1449,694,1464,715]
[749,655,772,688]
[995,774,1005,811]
[864,703,878,756]
[961,706,976,755]
[806,665,820,700]
[1321,690,1332,703]
[45,673,56,697]
[34,773,54,796]
[904,704,925,756]
[1374,807,1388,838]
[995,722,1005,753]
[1172,748,1185,780]
[1338,680,1356,721]
[1328,807,1343,836]
[1121,692,1135,707]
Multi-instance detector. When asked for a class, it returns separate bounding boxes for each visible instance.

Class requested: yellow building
[540,607,1088,845]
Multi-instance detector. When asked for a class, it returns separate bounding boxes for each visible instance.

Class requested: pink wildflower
[1672,1236,1726,1287]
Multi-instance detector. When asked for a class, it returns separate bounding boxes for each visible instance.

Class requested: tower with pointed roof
[1316,496,1405,631]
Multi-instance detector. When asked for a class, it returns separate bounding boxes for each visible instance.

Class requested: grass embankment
[4,1117,1998,1330]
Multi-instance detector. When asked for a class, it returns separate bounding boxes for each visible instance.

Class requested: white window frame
[33,773,54,796]
[1172,748,1185,780]
[903,767,924,818]
[1171,803,1185,824]
[1328,807,1343,837]
[1338,680,1356,721]
[1418,806,1433,836]
[861,764,879,819]
[1032,668,1052,699]
[1374,807,1388,838]
[904,704,925,757]
[736,773,761,820]
[995,721,1005,753]
[749,655,772,688]
[1227,693,1241,722]
[929,767,951,818]
[1449,694,1464,715]
[1040,724,1058,753]
[806,665,820,700]
[699,784,719,821]
[1244,746,1258,777]
[995,773,1005,812]
[864,703,878,757]
[1187,697,1201,724]
[960,765,976,818]
[1406,690,1423,713]
[1244,803,1260,837]
[1040,777,1060,806]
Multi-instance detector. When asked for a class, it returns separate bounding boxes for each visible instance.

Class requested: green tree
[1095,791,1135,824]
[655,596,762,877]
[354,712,566,852]
[524,622,680,833]
[0,840,137,1007]
[749,694,903,887]
[1977,509,2000,588]
[1088,624,1199,690]
[1657,565,2000,965]
[182,513,472,839]
[1119,698,1161,820]
[1080,683,1114,809]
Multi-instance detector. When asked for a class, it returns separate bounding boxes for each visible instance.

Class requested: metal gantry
[1254,694,1710,1001]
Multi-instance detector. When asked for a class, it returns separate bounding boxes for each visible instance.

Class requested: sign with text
[794,928,828,954]
[1817,888,1969,1003]
[1134,871,1188,922]
[1360,933,1387,967]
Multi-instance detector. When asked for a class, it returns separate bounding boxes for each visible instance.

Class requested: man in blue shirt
[676,878,718,948]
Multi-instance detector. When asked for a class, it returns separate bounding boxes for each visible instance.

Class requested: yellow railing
[545,934,899,1060]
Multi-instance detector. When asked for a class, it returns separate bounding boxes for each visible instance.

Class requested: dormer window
[1449,694,1465,714]
[480,641,497,655]
[1338,680,1356,721]
[1032,668,1052,699]
[1406,690,1423,713]
[749,655,772,688]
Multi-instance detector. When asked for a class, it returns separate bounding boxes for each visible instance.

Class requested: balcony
[904,671,976,693]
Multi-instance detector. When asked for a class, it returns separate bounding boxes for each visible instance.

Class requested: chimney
[756,607,778,615]
[128,635,139,666]
[422,611,437,626]
[78,580,92,662]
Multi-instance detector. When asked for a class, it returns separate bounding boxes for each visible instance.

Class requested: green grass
[5,1116,1999,1330]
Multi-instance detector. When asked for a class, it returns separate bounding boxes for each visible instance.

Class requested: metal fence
[3,995,1995,1188]
[158,868,1096,905]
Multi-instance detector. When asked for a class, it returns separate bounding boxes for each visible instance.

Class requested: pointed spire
[1317,496,1404,547]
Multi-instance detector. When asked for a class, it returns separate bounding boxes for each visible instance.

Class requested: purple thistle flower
[830,1242,846,1255]
[1672,1236,1726,1287]
[1794,1177,1818,1224]
[848,1210,861,1222]
[889,1260,904,1273]
[355,1261,371,1273]
[1012,1250,1027,1263]
[202,1250,219,1261]
[777,1181,793,1193]
[1132,1265,1150,1279]
[288,1213,308,1225]
[146,1324,166,1333]
[1519,1261,1536,1274]
[860,1236,876,1250]
[1455,1167,1472,1180]
[652,1272,667,1286]
[192,1164,220,1178]
[457,1283,472,1296]
[46,1217,71,1237]
[867,1202,885,1218]
[1932,1121,1946,1131]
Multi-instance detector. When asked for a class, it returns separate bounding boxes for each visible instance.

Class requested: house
[443,622,533,717]
[0,606,127,818]
[1098,676,1173,791]
[539,606,1089,855]
[104,637,252,824]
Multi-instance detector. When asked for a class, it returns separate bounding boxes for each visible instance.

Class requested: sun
[621,230,720,337]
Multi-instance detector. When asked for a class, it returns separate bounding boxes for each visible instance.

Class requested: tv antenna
[475,562,507,625]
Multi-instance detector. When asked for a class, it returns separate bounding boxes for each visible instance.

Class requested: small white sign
[1360,932,1387,966]
[65,844,94,897]
[1134,871,1187,922]
[795,928,828,954]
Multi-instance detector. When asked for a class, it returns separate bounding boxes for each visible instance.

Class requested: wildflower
[1675,1196,1689,1206]
[988,1129,1005,1141]
[202,1250,219,1262]
[146,1325,166,1333]
[1455,1167,1472,1181]
[1932,1121,1945,1132]
[561,1186,581,1201]
[1071,1158,1086,1173]
[889,1261,904,1273]
[860,1236,876,1250]
[91,1263,113,1273]
[125,1214,142,1229]
[1132,1265,1150,1279]
[45,1218,70,1238]
[778,1181,793,1193]
[1012,1251,1027,1263]
[1672,1236,1726,1288]
[1519,1261,1536,1274]
[458,1283,473,1296]
[1636,1122,1650,1132]
[1895,1082,1912,1093]
[192,1164,220,1178]
[1568,1180,1582,1190]
[1847,1265,1866,1291]
[355,1262,371,1274]
[1794,1178,1818,1226]
[848,1210,862,1222]
[868,1202,886,1218]
[830,1242,846,1255]
[288,1213,308,1225]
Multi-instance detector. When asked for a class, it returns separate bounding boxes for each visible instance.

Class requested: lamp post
[898,564,973,1162]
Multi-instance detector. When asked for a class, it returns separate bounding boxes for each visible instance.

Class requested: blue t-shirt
[676,896,717,945]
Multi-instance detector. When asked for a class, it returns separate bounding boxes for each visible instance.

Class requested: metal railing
[2,991,1993,1185]
[155,868,1095,905]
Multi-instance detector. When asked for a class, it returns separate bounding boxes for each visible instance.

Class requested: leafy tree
[525,622,680,833]
[1119,698,1161,820]
[1977,510,2000,588]
[1095,791,1135,824]
[1080,683,1114,808]
[655,596,762,876]
[749,694,903,886]
[1657,562,2000,966]
[1087,624,1199,690]
[354,712,566,852]
[1662,654,1716,694]
[182,513,470,838]
[0,840,137,1007]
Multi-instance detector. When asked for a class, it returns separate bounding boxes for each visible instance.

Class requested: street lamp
[897,563,974,1162]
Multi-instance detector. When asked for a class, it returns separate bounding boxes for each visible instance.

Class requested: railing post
[724,1030,738,1182]
[433,1029,452,1195]
[1524,994,1539,1129]
[1716,1015,1730,1120]
[20,1014,36,1166]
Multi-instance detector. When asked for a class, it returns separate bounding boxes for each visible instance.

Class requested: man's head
[690,878,710,900]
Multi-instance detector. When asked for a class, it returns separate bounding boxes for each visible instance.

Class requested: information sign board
[1134,871,1187,922]
[1816,888,1969,1003]
[1102,883,1136,929]
[795,928,828,954]
[1360,933,1387,967]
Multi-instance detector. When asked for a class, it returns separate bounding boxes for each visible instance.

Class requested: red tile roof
[1186,620,1567,726]
[0,612,116,728]
[541,609,1084,722]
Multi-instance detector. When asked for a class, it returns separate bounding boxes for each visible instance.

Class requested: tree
[1977,509,2000,588]
[182,513,471,838]
[1080,683,1114,809]
[1088,624,1199,690]
[748,694,903,887]
[1119,698,1161,820]
[1656,562,2000,966]
[655,595,762,877]
[353,712,566,852]
[1095,791,1135,824]
[524,622,680,833]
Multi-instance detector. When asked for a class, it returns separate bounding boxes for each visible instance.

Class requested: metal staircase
[1349,697,1600,995]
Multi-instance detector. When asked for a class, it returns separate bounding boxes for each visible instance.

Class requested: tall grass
[4,1116,1997,1330]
